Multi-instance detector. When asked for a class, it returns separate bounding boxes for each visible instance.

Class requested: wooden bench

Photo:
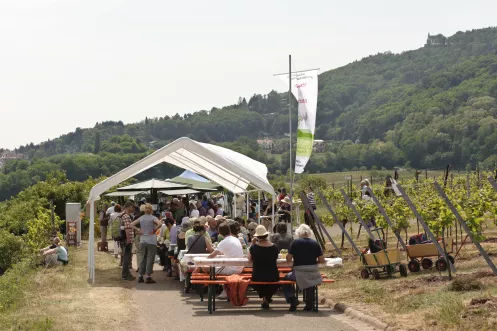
[190,278,335,314]
[190,273,329,280]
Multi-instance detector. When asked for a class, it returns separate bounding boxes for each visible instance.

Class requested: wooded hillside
[2,27,497,200]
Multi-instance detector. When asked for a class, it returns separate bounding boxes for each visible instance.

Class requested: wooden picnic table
[193,257,293,268]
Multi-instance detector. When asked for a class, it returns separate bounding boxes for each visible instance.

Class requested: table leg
[314,286,318,312]
[208,285,212,314]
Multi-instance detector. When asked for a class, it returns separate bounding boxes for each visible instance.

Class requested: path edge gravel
[322,298,404,331]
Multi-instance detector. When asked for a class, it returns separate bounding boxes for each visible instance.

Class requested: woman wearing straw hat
[278,196,292,224]
[247,225,280,309]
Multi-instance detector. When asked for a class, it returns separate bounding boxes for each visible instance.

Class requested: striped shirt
[307,192,316,208]
[122,213,135,244]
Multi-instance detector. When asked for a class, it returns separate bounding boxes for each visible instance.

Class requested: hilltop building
[0,152,24,168]
[426,33,447,46]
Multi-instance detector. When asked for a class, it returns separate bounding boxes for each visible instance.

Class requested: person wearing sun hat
[278,196,292,223]
[247,224,280,309]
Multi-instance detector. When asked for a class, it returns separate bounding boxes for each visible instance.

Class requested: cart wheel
[399,264,408,277]
[386,265,395,275]
[421,258,433,270]
[408,260,421,272]
[435,258,447,271]
[360,268,369,279]
[372,269,381,280]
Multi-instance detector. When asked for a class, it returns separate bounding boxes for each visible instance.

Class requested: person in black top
[247,225,279,310]
[284,224,325,311]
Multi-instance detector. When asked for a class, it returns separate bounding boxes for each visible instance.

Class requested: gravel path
[131,263,375,331]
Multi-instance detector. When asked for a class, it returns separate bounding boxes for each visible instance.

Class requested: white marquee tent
[87,137,275,282]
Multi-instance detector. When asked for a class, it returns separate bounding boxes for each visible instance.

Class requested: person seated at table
[41,237,69,267]
[207,216,220,242]
[246,221,258,244]
[177,220,192,253]
[187,220,214,254]
[235,217,249,242]
[185,218,212,249]
[271,222,294,252]
[247,225,279,309]
[283,224,325,311]
[207,222,244,299]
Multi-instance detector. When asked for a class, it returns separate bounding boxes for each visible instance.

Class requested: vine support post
[340,189,376,241]
[435,181,497,276]
[366,187,407,251]
[396,183,457,273]
[299,191,342,256]
[317,191,361,256]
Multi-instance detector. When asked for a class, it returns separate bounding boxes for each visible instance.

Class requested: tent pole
[272,196,275,232]
[288,54,294,236]
[258,190,261,224]
[89,200,95,283]
[246,191,249,220]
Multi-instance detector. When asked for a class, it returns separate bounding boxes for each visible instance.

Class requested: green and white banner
[280,69,318,173]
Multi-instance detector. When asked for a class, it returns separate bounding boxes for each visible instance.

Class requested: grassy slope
[0,243,135,331]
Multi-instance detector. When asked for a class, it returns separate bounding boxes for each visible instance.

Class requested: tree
[94,132,101,154]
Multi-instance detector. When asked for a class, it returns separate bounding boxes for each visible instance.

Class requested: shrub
[0,258,35,312]
[0,229,26,272]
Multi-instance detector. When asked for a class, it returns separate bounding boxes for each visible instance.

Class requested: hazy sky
[1,0,496,149]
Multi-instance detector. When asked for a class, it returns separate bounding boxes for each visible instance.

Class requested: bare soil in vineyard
[320,222,497,331]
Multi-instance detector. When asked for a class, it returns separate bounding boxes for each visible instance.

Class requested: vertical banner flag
[279,70,318,173]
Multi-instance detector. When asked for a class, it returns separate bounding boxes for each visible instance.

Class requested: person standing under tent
[217,193,225,209]
[99,204,110,243]
[278,196,292,224]
[131,203,162,284]
[216,203,224,216]
[207,201,215,217]
[121,201,136,281]
[190,202,200,218]
[106,201,116,215]
[109,204,122,258]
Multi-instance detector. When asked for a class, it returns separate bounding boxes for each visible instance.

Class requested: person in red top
[121,201,136,281]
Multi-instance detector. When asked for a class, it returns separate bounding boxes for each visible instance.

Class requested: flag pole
[289,54,294,234]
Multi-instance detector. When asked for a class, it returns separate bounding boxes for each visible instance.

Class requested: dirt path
[130,262,375,331]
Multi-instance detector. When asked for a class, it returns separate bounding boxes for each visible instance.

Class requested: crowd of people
[96,191,324,311]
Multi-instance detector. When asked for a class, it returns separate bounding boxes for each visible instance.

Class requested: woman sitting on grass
[40,237,68,266]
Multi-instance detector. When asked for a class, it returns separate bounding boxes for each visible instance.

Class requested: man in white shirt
[106,202,116,215]
[207,222,243,299]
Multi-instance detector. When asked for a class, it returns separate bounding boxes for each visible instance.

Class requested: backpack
[111,213,126,242]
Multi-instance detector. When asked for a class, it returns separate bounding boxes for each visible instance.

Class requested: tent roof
[89,137,274,200]
[159,188,201,195]
[117,178,190,191]
[167,176,221,191]
[105,191,147,197]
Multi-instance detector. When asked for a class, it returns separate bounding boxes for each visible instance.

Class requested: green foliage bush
[0,258,35,312]
[0,230,26,272]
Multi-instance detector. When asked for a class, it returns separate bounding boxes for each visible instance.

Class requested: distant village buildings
[426,33,447,46]
[0,152,24,168]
